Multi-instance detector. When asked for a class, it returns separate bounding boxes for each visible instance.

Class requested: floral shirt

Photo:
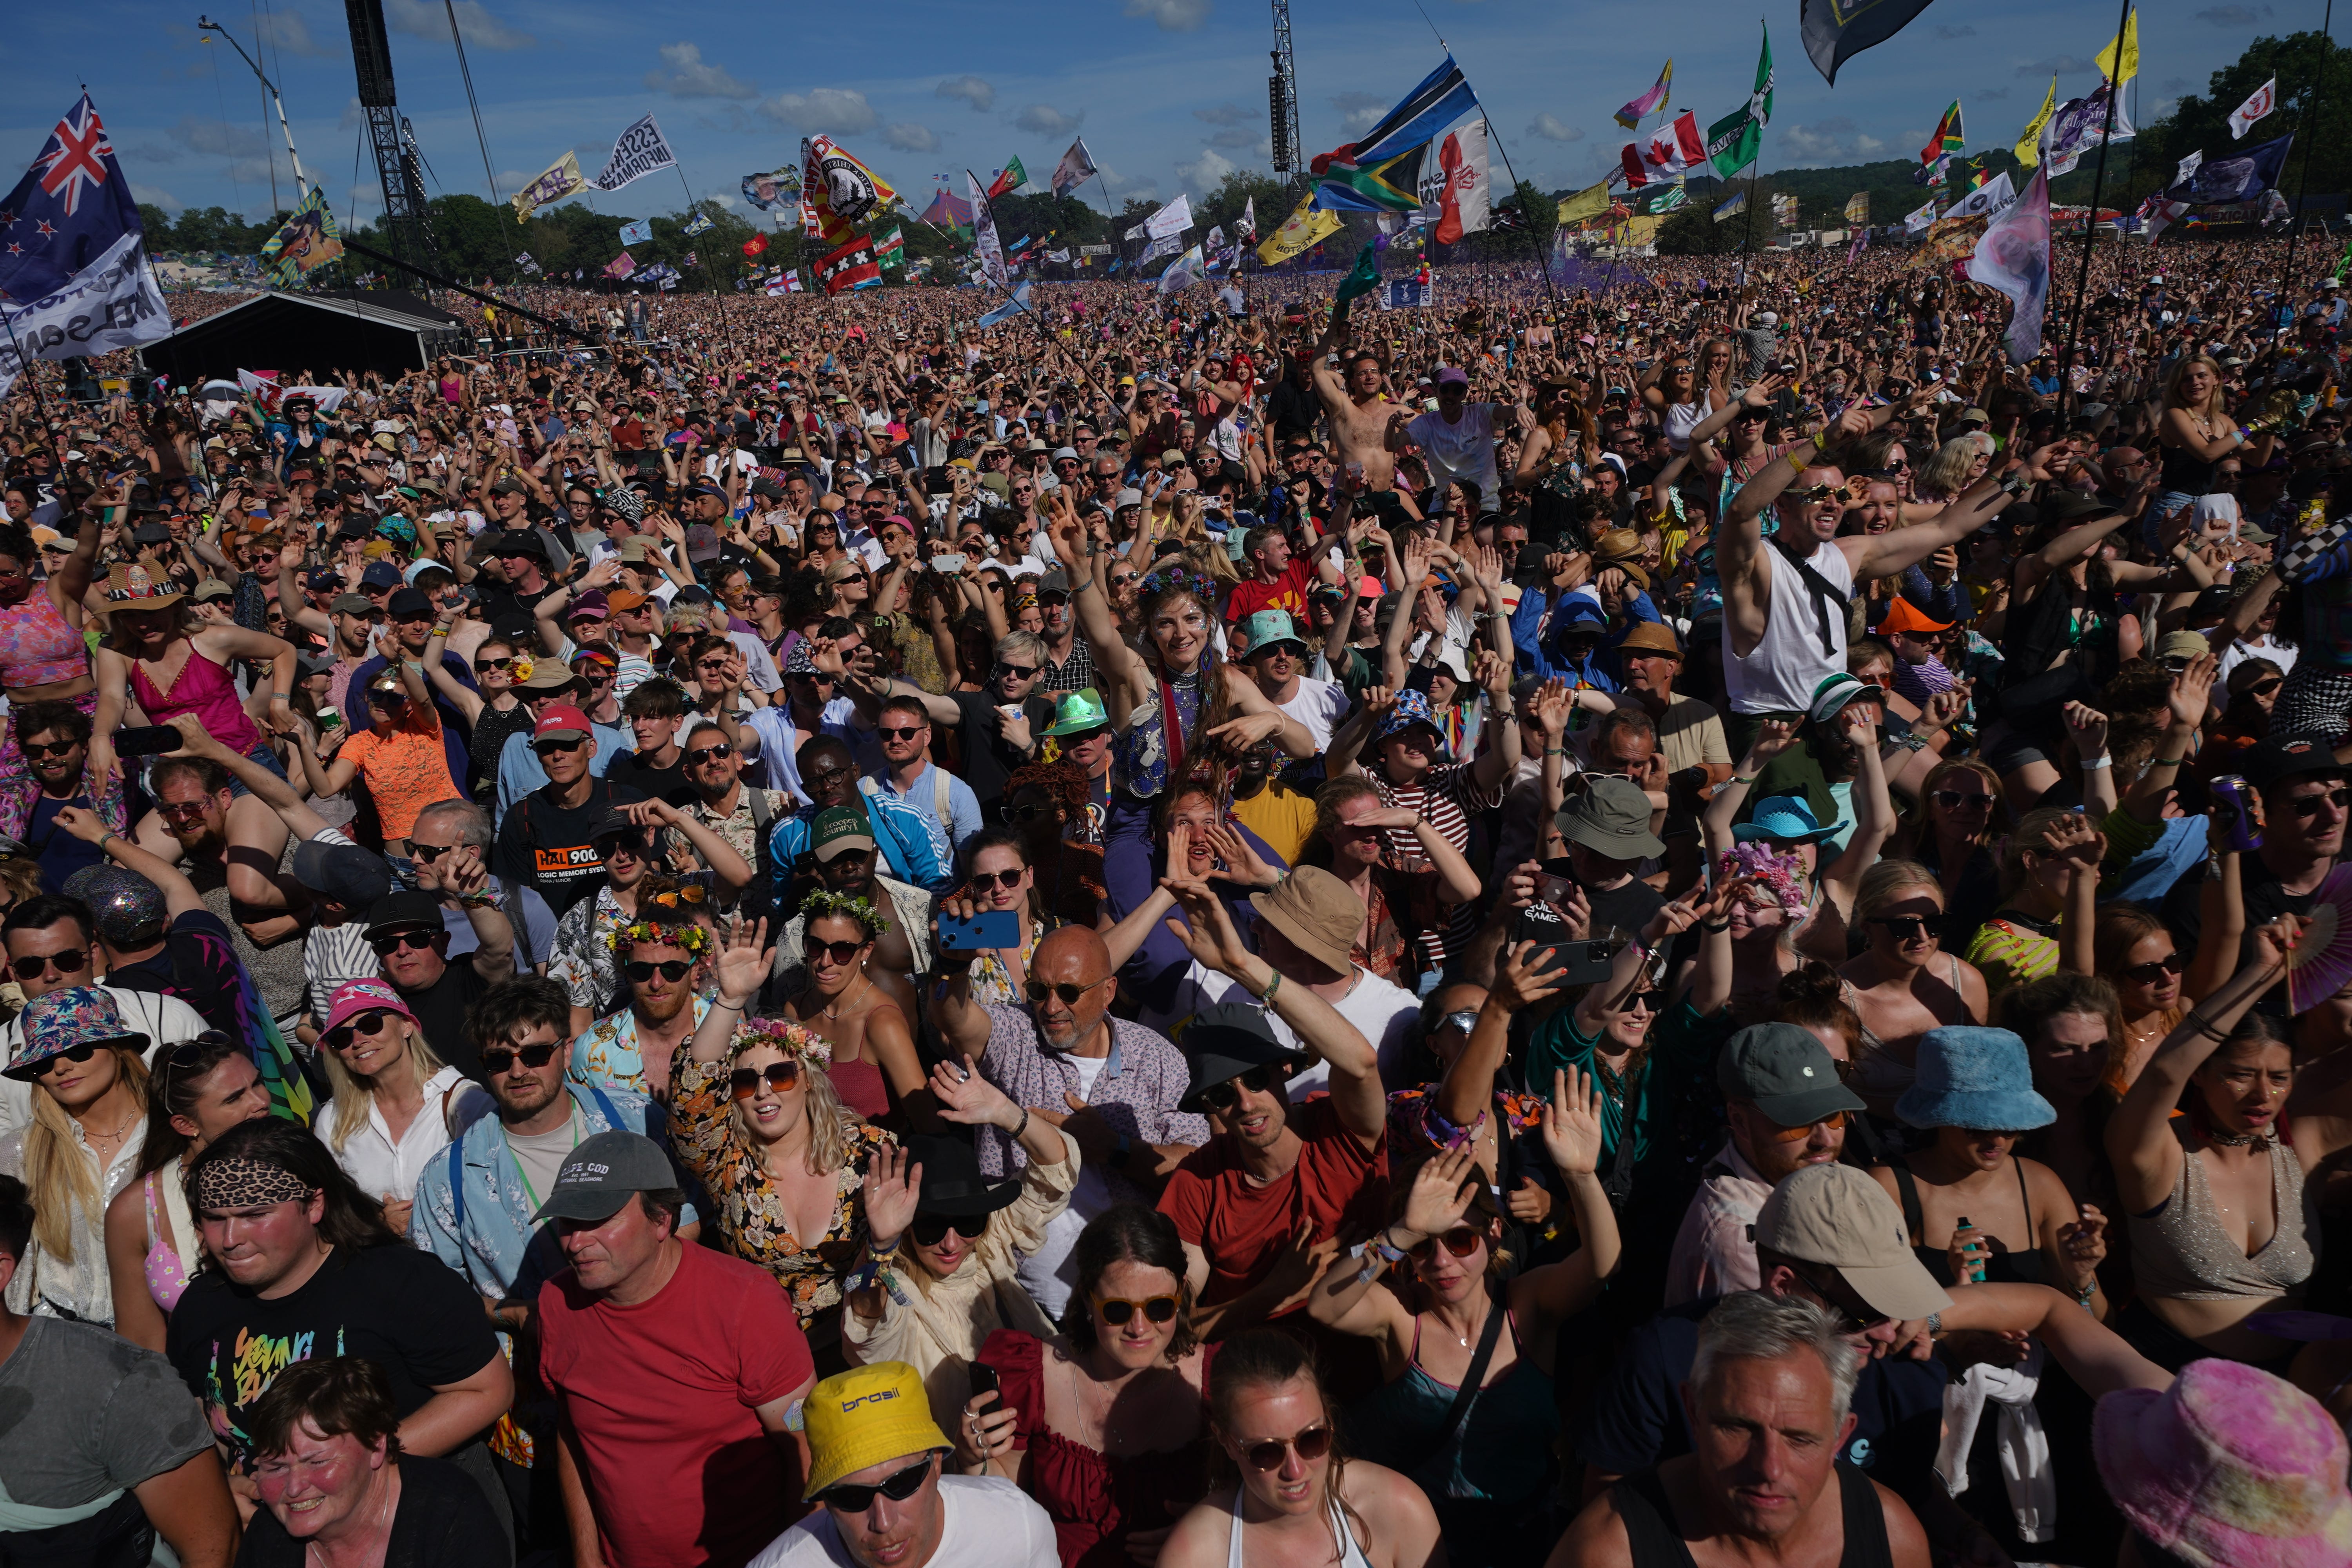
[548,887,629,1013]
[669,1054,895,1322]
[568,994,716,1099]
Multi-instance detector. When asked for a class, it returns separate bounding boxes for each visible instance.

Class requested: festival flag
[1258,191,1343,265]
[259,186,344,286]
[1309,56,1475,174]
[968,170,1010,291]
[1419,121,1490,242]
[874,223,906,268]
[1773,193,1801,228]
[2230,78,2277,140]
[1917,154,1951,188]
[1316,142,1428,213]
[978,281,1033,327]
[1711,189,1748,223]
[987,158,1028,199]
[2041,85,2135,178]
[742,233,768,258]
[1618,144,1651,189]
[2138,192,2191,240]
[1647,180,1689,214]
[682,210,715,236]
[2166,131,2292,203]
[1922,102,1964,168]
[1157,244,1205,295]
[1904,196,1939,233]
[515,251,541,275]
[2094,9,2140,84]
[511,151,586,224]
[591,114,677,193]
[1802,0,1934,85]
[1642,111,1706,177]
[1335,243,1382,302]
[1050,138,1097,199]
[1966,165,2052,360]
[604,250,636,279]
[802,136,899,248]
[818,233,882,294]
[618,218,653,246]
[1558,181,1613,226]
[1615,59,1673,128]
[1848,226,1870,260]
[1945,172,2016,220]
[2016,78,2059,167]
[1844,191,1870,224]
[1706,25,1775,179]
[1238,196,1257,240]
[740,168,799,212]
[682,250,698,269]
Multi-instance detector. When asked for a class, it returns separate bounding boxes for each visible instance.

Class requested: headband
[191,1157,314,1213]
[1717,841,1811,918]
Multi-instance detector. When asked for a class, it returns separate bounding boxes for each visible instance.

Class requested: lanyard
[503,1104,583,1214]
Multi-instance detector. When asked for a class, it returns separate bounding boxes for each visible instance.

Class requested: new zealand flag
[0,93,145,303]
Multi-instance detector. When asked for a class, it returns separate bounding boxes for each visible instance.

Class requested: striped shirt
[1964,912,2060,1002]
[1370,759,1501,975]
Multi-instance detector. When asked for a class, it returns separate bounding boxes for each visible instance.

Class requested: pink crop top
[143,1169,192,1312]
[0,591,88,690]
[130,645,263,755]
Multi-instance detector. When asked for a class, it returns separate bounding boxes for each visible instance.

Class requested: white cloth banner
[1944,172,2017,221]
[236,368,348,414]
[1904,197,1939,234]
[1239,196,1256,238]
[592,114,677,192]
[0,232,169,403]
[1145,194,1192,240]
[1967,165,2053,362]
[967,171,1010,293]
[2230,78,2276,140]
[1142,233,1183,261]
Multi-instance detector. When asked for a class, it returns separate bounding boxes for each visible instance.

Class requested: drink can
[2211,774,2265,853]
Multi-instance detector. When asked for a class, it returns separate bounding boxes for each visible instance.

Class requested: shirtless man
[1715,388,2001,820]
[1309,301,1402,493]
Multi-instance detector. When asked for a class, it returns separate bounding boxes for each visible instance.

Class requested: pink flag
[1615,60,1673,129]
[1966,166,2052,361]
[1643,112,1706,176]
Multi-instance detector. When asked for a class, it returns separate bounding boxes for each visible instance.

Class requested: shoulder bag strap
[1769,537,1851,657]
[447,1137,467,1230]
[1428,1278,1509,1458]
[933,762,951,828]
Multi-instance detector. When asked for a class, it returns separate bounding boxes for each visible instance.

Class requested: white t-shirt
[746,1475,1060,1568]
[1404,403,1503,507]
[1016,1053,1111,1320]
[0,987,209,1141]
[1275,677,1353,752]
[1150,966,1421,1096]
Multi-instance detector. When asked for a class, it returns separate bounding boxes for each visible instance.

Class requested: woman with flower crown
[676,912,896,1371]
[779,889,925,1124]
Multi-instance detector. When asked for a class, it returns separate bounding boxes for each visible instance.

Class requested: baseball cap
[568,590,610,622]
[1717,1023,1866,1128]
[530,1129,680,1225]
[362,889,445,940]
[606,589,649,614]
[2156,630,2214,662]
[1875,598,1952,637]
[2241,732,2349,793]
[1436,366,1470,388]
[359,561,403,591]
[292,840,395,910]
[191,580,234,603]
[532,703,593,743]
[800,1362,955,1501]
[1754,1162,1951,1322]
[811,804,875,862]
[385,586,433,620]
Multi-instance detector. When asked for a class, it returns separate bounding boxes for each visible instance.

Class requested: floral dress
[670,1052,895,1335]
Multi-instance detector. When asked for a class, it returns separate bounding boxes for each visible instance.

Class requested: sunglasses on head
[481,1040,561,1075]
[323,1009,398,1053]
[1199,1063,1283,1114]
[9,947,87,981]
[1408,1226,1482,1264]
[1237,1424,1334,1472]
[1867,914,1936,941]
[730,1059,803,1098]
[818,1455,934,1513]
[1932,789,1993,809]
[2288,787,2352,818]
[626,959,694,983]
[368,929,436,956]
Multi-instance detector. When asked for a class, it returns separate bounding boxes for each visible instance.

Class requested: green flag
[1336,245,1382,303]
[2334,237,2352,281]
[1646,181,1688,214]
[875,223,906,268]
[1707,25,1775,179]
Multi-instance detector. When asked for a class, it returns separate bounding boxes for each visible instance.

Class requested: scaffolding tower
[1269,0,1302,181]
[345,0,438,279]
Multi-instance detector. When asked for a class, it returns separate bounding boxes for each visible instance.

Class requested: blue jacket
[770,787,952,892]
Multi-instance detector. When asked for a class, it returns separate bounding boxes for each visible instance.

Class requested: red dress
[827,1058,891,1122]
[978,1328,1209,1568]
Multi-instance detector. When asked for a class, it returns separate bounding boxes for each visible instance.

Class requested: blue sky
[2,0,2311,227]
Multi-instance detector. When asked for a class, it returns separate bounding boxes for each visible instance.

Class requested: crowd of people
[0,230,2350,1568]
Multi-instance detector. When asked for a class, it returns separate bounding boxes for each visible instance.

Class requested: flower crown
[1138,564,1216,605]
[1717,842,1811,918]
[731,1014,833,1068]
[799,890,881,938]
[605,914,713,957]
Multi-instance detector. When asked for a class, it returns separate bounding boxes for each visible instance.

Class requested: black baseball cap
[363,889,445,940]
[2241,733,2349,793]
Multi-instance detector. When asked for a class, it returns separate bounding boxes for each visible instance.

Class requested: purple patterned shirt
[973,1004,1209,1205]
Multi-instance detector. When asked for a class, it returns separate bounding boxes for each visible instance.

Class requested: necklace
[821,971,870,1021]
[1431,1290,1490,1350]
[2205,1126,2276,1149]
[82,1103,140,1151]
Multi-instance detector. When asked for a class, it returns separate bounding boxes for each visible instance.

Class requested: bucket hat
[1896,1027,2056,1132]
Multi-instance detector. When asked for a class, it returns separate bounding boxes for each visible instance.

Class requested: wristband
[1010,1105,1030,1142]
[2154,756,2185,769]
[1731,773,1759,787]
[2081,754,2113,771]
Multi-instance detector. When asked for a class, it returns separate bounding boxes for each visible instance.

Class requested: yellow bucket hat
[802,1362,951,1501]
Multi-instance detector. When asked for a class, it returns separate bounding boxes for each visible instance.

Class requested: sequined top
[2127,1122,2316,1303]
[668,1053,895,1323]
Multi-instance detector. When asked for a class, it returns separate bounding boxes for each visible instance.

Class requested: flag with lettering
[802,136,899,248]
[591,115,677,193]
[511,151,586,224]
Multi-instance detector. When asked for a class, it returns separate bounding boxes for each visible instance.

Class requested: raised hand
[1400,1146,1480,1238]
[1533,678,1573,740]
[713,914,773,1005]
[2169,650,2218,727]
[1541,1066,1608,1176]
[2039,812,2106,873]
[1492,938,1566,1012]
[1159,874,1260,980]
[1742,717,1800,768]
[2061,702,2109,760]
[1198,822,1281,888]
[862,1143,922,1251]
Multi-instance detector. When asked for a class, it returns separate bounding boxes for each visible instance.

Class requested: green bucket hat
[1044,687,1111,738]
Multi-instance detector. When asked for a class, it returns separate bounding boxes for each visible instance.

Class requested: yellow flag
[2094,9,2139,84]
[1256,193,1343,267]
[511,151,587,224]
[1844,192,1869,224]
[1556,181,1612,227]
[2014,77,2059,167]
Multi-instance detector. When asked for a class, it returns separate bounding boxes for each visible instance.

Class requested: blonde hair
[1997,806,2080,898]
[319,1017,446,1152]
[1916,435,1991,502]
[24,1046,148,1261]
[1855,858,1943,923]
[2163,354,2229,422]
[729,1034,863,1174]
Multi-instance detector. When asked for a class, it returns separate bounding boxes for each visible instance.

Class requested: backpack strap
[1769,536,1851,658]
[933,762,951,831]
[583,1082,624,1129]
[447,1137,467,1231]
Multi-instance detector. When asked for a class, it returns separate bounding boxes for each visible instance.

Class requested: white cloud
[1331,91,1387,133]
[645,42,756,100]
[1014,104,1083,135]
[384,0,534,48]
[1175,147,1236,192]
[1194,102,1252,126]
[885,122,941,152]
[1528,113,1584,143]
[1124,0,1210,30]
[936,74,996,111]
[131,182,183,212]
[1777,117,1881,164]
[338,96,363,132]
[759,88,880,134]
[253,11,330,56]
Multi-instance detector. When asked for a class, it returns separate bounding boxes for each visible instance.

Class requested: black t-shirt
[477,580,558,629]
[603,748,693,808]
[1574,1299,1947,1486]
[1577,872,1668,946]
[494,778,647,920]
[238,1453,508,1568]
[2160,851,2332,1017]
[28,782,150,894]
[166,1244,498,1476]
[947,689,1056,816]
[396,958,496,1082]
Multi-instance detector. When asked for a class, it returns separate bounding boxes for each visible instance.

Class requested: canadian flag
[1643,111,1706,176]
[2229,77,2276,140]
[1619,143,1651,188]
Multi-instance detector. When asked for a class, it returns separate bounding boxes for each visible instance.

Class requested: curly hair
[1002,758,1090,824]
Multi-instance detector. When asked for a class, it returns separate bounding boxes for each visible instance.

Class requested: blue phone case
[939,910,1022,951]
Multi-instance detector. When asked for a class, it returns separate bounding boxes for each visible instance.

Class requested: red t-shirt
[538,1240,816,1568]
[1225,559,1318,628]
[1158,1097,1388,1309]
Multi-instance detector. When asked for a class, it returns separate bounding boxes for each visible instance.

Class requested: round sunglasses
[1094,1293,1180,1326]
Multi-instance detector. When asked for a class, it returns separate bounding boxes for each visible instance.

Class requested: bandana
[191,1157,314,1212]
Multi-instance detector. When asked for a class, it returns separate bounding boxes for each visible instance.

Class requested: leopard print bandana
[190,1157,314,1212]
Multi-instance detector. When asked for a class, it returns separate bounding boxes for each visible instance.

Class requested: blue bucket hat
[5,987,149,1081]
[1733,795,1846,845]
[1372,688,1450,760]
[1896,1027,2056,1132]
[1238,608,1308,659]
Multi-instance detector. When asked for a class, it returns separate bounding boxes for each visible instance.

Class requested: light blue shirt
[867,759,984,863]
[770,788,953,892]
[494,721,634,831]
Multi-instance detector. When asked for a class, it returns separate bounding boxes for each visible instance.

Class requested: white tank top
[1724,537,1856,716]
[1226,1490,1374,1568]
[1662,397,1708,454]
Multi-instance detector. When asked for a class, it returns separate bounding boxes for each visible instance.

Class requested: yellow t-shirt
[1230,779,1319,871]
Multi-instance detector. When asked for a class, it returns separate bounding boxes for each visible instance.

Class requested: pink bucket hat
[2094,1358,2352,1568]
[320,978,417,1038]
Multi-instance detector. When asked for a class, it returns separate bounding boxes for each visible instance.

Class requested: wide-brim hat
[1248,866,1359,975]
[1896,1026,2057,1132]
[100,561,183,611]
[1556,776,1666,860]
[1179,1003,1307,1114]
[1733,794,1844,846]
[1371,688,1450,761]
[904,1134,1023,1219]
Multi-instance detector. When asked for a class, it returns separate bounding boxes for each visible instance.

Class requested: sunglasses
[1932,790,1994,809]
[967,868,1025,891]
[1796,1266,1891,1337]
[730,1060,804,1098]
[809,938,867,965]
[9,948,87,982]
[1237,1424,1334,1472]
[1407,1227,1482,1264]
[683,743,734,766]
[481,1040,561,1075]
[1764,1109,1848,1143]
[1867,915,1936,941]
[1095,1293,1180,1326]
[626,960,694,983]
[818,1455,934,1513]
[32,1042,100,1075]
[367,929,437,956]
[876,725,926,742]
[1199,1063,1283,1114]
[998,802,1053,824]
[323,1009,398,1053]
[1623,991,1665,1014]
[533,739,587,757]
[158,800,213,822]
[2244,678,2284,697]
[18,739,79,761]
[995,663,1038,679]
[1025,976,1109,1008]
[2120,951,2187,984]
[909,1214,975,1248]
[2288,787,2352,818]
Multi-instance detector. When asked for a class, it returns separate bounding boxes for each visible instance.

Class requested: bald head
[1029,926,1115,1049]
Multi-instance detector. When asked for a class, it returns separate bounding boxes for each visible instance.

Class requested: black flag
[1801,0,1936,85]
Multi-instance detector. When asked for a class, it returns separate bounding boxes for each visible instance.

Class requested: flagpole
[1458,83,1561,309]
[2273,0,2335,340]
[2061,0,2136,420]
[0,313,69,460]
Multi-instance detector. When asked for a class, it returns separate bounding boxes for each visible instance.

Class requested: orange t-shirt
[340,705,459,839]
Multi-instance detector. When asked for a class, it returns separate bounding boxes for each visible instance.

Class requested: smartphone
[938,910,1021,954]
[936,555,966,575]
[969,1362,1000,1403]
[115,725,183,759]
